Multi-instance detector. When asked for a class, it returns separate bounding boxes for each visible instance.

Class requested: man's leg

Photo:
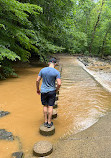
[47,90,56,126]
[48,106,53,124]
[43,105,48,123]
[41,92,48,124]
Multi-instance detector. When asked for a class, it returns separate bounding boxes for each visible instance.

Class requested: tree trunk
[100,30,109,58]
[89,0,105,55]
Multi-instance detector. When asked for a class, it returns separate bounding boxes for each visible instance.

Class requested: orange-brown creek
[0,56,111,158]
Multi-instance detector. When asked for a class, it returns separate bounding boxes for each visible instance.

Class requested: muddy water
[58,56,111,138]
[0,56,111,158]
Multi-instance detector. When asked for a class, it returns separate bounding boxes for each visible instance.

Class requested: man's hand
[37,90,41,95]
[56,78,61,92]
[36,76,41,95]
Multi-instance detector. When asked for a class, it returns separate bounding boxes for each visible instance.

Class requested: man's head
[48,58,57,67]
[49,58,56,63]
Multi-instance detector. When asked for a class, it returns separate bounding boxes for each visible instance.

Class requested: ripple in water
[58,56,111,139]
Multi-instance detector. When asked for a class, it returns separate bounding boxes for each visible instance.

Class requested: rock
[52,109,57,119]
[55,96,58,101]
[107,55,111,60]
[56,91,59,95]
[0,129,14,140]
[0,111,10,118]
[12,152,24,158]
[39,124,55,136]
[33,141,53,157]
[53,103,58,109]
[55,101,58,105]
[78,57,89,66]
[83,61,88,66]
[56,93,59,97]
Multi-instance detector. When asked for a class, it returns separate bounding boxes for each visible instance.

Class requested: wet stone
[0,129,14,140]
[56,91,59,95]
[55,101,58,105]
[39,124,55,136]
[33,141,53,157]
[0,111,10,118]
[52,109,57,119]
[55,96,58,101]
[56,94,59,97]
[53,103,58,109]
[12,152,24,158]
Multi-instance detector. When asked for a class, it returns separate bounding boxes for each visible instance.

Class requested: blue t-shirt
[38,67,60,93]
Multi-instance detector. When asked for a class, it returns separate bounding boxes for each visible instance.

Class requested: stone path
[49,55,111,158]
[50,111,111,158]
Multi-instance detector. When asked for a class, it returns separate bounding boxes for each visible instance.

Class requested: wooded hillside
[0,0,111,79]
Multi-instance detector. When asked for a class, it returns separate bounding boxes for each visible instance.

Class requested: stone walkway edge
[77,59,111,93]
[49,56,111,158]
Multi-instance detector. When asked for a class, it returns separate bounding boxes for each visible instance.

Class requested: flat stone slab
[56,94,59,97]
[12,152,24,158]
[52,109,57,119]
[55,96,58,101]
[0,129,14,140]
[55,101,58,105]
[33,141,53,157]
[39,124,55,136]
[0,111,10,118]
[56,91,59,95]
[53,103,58,109]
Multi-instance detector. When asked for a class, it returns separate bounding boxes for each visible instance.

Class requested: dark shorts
[41,90,56,106]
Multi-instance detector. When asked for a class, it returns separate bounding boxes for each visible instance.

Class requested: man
[36,58,61,128]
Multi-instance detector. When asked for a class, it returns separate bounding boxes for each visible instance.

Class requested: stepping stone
[12,152,24,158]
[53,103,58,109]
[55,101,58,105]
[56,94,59,97]
[56,91,59,95]
[33,141,53,157]
[55,96,58,101]
[52,109,57,119]
[39,124,55,136]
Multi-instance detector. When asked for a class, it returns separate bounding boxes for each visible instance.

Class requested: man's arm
[36,76,41,95]
[56,78,61,92]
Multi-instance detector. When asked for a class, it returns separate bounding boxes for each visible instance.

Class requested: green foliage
[0,0,66,79]
[0,0,42,78]
[1,0,111,79]
[0,24,6,30]
[0,46,20,62]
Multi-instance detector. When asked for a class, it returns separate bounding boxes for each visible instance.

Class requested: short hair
[49,58,56,63]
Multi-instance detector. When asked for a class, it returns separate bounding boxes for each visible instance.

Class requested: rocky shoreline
[77,56,111,93]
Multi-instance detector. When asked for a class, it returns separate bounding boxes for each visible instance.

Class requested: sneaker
[44,122,48,127]
[47,122,53,128]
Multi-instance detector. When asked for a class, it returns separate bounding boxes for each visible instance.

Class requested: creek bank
[77,56,111,93]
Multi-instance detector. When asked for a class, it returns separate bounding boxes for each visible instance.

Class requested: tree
[89,0,105,55]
